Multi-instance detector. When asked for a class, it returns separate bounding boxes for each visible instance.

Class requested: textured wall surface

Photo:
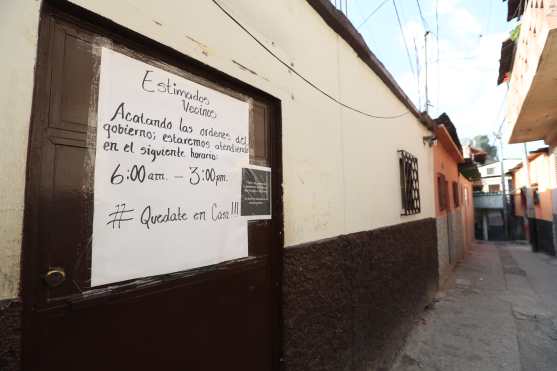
[0,0,41,300]
[438,211,466,286]
[0,299,22,371]
[450,211,465,262]
[436,215,450,285]
[282,218,438,371]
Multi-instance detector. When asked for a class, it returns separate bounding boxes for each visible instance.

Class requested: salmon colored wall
[433,138,460,216]
[512,154,555,222]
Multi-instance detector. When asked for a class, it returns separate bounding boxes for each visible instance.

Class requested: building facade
[510,149,557,255]
[499,0,557,255]
[473,159,522,241]
[433,114,475,286]
[0,1,440,370]
[476,159,521,193]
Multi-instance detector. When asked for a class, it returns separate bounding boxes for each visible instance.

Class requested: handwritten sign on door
[91,48,251,286]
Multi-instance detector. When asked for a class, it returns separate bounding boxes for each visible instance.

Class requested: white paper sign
[92,48,250,286]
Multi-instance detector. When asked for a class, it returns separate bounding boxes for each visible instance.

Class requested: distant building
[473,159,521,241]
[476,159,522,193]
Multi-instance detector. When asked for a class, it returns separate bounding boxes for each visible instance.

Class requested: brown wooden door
[22,6,282,371]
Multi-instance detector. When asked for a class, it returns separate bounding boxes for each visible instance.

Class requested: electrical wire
[413,37,422,110]
[435,0,440,114]
[494,88,509,135]
[357,0,390,29]
[415,0,430,31]
[212,0,409,120]
[485,0,494,37]
[392,0,417,78]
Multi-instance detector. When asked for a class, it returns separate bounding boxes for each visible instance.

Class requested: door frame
[21,1,284,369]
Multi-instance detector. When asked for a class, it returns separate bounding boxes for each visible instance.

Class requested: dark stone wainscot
[282,218,438,371]
[529,217,556,256]
[0,299,22,371]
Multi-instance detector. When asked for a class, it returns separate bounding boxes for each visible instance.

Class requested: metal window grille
[398,150,421,215]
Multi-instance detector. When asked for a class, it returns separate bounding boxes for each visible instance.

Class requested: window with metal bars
[398,150,421,215]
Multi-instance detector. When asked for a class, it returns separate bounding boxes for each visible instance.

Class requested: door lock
[44,268,66,288]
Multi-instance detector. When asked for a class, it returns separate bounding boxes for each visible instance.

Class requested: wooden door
[22,5,282,371]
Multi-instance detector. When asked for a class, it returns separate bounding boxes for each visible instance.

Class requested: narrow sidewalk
[392,241,557,371]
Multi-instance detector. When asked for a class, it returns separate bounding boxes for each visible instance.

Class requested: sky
[344,0,544,159]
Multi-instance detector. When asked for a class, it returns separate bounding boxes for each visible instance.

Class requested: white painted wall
[478,160,521,192]
[0,1,41,300]
[0,0,435,298]
[478,160,522,178]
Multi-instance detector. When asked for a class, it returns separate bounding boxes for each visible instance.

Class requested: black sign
[241,168,271,216]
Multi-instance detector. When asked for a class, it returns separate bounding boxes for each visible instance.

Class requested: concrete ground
[392,241,557,371]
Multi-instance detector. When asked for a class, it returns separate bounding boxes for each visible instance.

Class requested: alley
[393,242,557,371]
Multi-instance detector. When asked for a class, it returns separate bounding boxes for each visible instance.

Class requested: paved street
[392,241,557,371]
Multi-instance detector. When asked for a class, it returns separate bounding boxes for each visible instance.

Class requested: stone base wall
[529,218,556,256]
[553,214,557,255]
[450,211,465,262]
[6,219,438,371]
[436,215,450,285]
[436,211,465,286]
[0,299,22,371]
[282,218,438,371]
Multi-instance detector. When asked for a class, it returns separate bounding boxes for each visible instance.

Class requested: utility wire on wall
[212,0,409,119]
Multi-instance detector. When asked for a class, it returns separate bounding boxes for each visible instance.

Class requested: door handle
[44,268,66,288]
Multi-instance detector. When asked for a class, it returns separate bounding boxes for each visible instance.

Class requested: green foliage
[510,24,521,42]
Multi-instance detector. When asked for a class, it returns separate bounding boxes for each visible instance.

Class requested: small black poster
[241,168,271,217]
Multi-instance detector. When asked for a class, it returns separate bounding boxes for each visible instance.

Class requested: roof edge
[436,125,465,163]
[305,0,432,130]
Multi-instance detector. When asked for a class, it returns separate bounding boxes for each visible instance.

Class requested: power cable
[415,0,430,31]
[392,0,417,78]
[413,37,422,110]
[212,0,409,119]
[494,88,509,135]
[435,0,440,114]
[357,0,390,29]
[484,0,494,37]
